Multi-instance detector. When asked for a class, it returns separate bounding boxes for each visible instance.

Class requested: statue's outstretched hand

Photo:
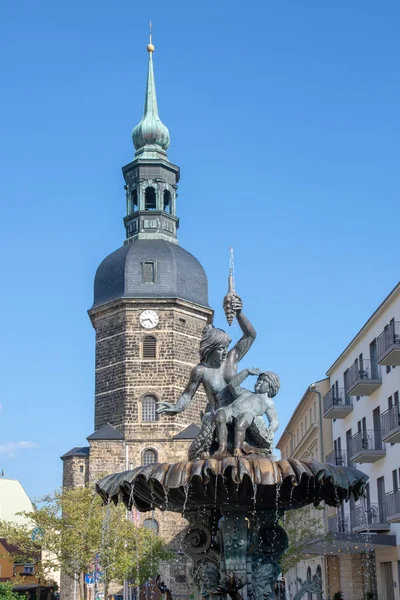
[248,368,260,376]
[156,402,181,415]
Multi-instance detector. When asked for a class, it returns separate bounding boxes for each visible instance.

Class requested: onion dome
[131,43,170,159]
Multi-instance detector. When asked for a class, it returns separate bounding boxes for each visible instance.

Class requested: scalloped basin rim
[96,456,368,514]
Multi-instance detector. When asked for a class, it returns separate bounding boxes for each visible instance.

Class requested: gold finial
[147,21,155,53]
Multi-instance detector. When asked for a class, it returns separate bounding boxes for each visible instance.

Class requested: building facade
[61,42,213,600]
[324,282,400,600]
[279,282,400,599]
[276,378,334,599]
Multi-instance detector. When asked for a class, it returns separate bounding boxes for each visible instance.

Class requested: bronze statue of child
[214,368,280,458]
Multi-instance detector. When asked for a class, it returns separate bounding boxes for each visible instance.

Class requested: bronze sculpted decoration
[157,285,279,459]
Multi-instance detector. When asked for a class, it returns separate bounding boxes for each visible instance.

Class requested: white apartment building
[325,282,400,600]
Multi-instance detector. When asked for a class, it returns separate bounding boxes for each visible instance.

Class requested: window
[143,518,159,534]
[145,187,157,210]
[143,336,157,359]
[24,565,35,575]
[142,448,157,466]
[131,189,138,213]
[393,469,398,492]
[142,261,155,283]
[163,189,171,213]
[142,396,157,422]
[79,465,84,473]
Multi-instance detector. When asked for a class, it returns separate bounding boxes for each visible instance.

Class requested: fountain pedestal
[183,509,287,600]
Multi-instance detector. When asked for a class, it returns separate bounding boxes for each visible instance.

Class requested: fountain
[96,280,368,600]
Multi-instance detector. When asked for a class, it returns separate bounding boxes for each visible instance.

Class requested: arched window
[131,189,138,213]
[142,448,157,466]
[143,336,157,359]
[145,187,157,210]
[307,567,312,600]
[143,518,159,534]
[163,189,171,213]
[142,396,157,422]
[316,565,322,600]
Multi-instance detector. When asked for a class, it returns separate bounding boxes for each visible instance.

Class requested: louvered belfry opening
[143,335,157,359]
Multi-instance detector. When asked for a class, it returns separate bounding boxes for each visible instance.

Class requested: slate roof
[60,446,90,460]
[87,423,124,441]
[92,239,209,309]
[173,423,200,440]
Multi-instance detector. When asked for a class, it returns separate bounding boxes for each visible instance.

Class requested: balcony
[381,405,400,443]
[323,388,352,419]
[346,359,381,396]
[386,490,400,523]
[352,502,390,533]
[328,514,350,533]
[348,429,386,463]
[326,450,354,468]
[377,321,400,366]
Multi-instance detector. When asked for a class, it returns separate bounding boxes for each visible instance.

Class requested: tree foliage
[0,486,171,599]
[0,582,23,600]
[280,505,327,574]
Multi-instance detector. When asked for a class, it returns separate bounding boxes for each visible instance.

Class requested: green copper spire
[132,35,170,159]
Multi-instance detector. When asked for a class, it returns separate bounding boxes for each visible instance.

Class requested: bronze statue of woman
[156,294,256,419]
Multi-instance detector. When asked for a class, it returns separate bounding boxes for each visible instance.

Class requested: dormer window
[145,186,157,210]
[142,261,155,283]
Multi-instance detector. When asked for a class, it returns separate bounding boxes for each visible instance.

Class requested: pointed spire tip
[147,20,154,53]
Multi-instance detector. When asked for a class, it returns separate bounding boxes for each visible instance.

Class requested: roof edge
[326,281,400,375]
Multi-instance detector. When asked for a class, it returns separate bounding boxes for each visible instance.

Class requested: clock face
[139,310,159,329]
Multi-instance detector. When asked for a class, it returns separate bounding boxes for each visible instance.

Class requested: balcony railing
[323,388,352,419]
[346,359,381,396]
[326,450,353,467]
[348,429,386,463]
[352,502,389,532]
[386,490,400,523]
[328,514,350,533]
[381,404,400,443]
[377,321,400,366]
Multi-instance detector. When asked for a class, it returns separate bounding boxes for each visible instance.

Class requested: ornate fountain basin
[96,454,367,514]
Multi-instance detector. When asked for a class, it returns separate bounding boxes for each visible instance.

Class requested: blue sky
[1,1,399,500]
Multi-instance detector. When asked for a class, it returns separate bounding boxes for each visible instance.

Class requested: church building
[61,38,213,597]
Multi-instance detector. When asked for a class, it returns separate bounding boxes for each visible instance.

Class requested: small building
[0,538,55,600]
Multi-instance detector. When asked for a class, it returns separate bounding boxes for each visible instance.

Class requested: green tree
[281,505,327,574]
[0,486,170,600]
[0,582,23,600]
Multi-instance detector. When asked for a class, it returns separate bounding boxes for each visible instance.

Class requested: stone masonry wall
[62,456,89,488]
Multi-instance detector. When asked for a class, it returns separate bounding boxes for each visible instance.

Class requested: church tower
[61,38,213,593]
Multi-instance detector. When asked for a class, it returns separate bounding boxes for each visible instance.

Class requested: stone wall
[90,298,213,437]
[62,456,89,488]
